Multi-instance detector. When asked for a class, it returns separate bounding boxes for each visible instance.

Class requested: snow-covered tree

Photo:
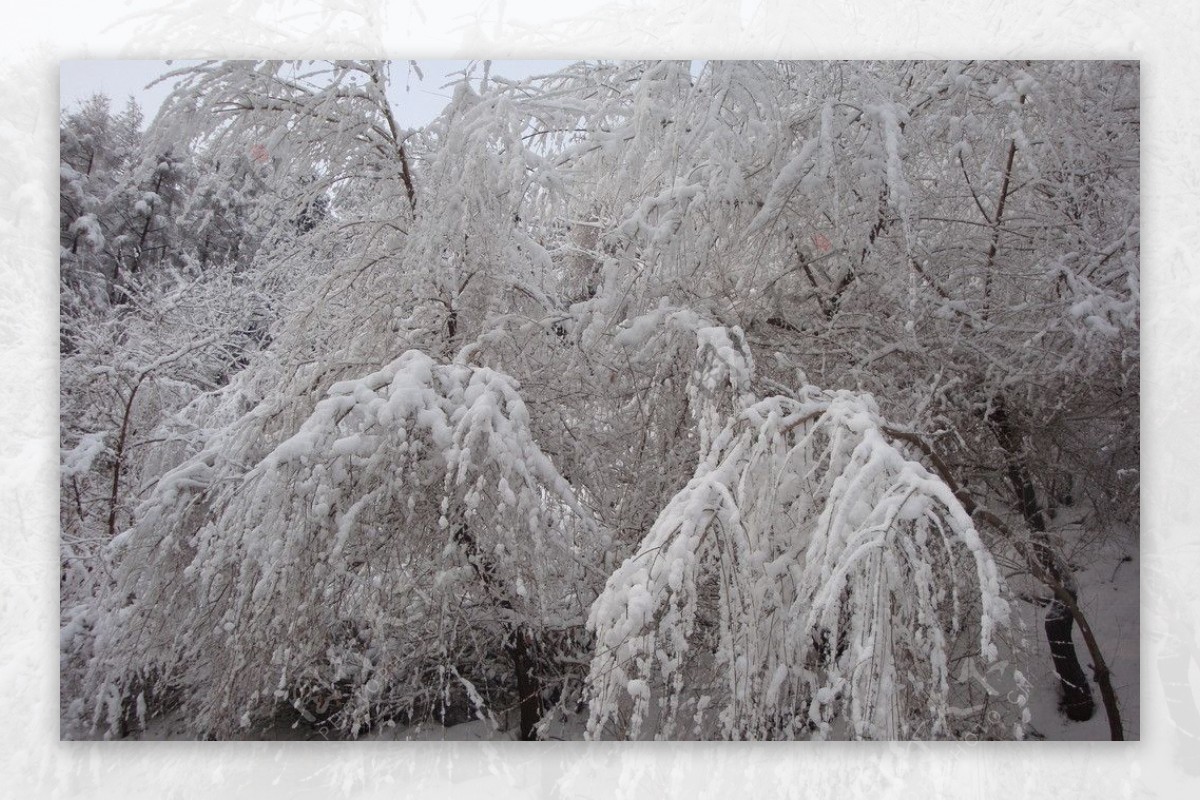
[61,59,1138,741]
[74,349,599,738]
[60,95,142,319]
[584,315,1025,740]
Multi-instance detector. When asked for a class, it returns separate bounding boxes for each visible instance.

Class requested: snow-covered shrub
[78,350,594,738]
[585,321,1027,740]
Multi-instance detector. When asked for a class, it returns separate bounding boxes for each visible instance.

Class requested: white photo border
[4,1,1194,796]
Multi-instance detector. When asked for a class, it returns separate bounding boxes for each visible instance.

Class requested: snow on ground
[122,508,1139,743]
[128,703,586,742]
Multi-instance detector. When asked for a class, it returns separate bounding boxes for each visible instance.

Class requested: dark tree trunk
[452,520,544,740]
[1044,599,1096,721]
[507,625,543,741]
[988,395,1096,722]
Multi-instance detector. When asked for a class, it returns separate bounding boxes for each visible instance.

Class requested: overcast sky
[60,59,578,129]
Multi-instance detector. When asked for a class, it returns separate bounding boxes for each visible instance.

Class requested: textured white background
[2,1,1195,797]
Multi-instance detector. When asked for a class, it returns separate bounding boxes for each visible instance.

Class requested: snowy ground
[127,707,584,742]
[116,509,1139,744]
[125,575,1139,744]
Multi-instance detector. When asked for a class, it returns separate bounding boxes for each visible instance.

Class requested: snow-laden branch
[82,350,595,738]
[585,321,1025,740]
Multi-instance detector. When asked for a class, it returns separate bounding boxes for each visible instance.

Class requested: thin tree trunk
[507,625,544,741]
[452,520,544,740]
[986,395,1096,722]
[107,377,145,538]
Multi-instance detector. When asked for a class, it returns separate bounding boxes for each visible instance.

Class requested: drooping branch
[882,424,1123,740]
[586,322,1019,741]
